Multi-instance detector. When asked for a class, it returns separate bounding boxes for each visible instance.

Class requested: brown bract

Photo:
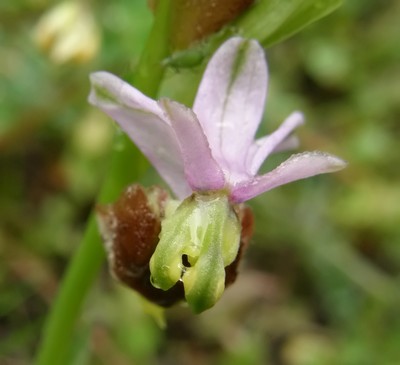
[97,185,184,307]
[97,184,254,308]
[148,0,254,49]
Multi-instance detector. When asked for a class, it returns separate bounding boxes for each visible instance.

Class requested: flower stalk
[34,1,172,364]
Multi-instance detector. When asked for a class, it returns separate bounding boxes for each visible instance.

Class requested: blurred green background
[1,0,400,364]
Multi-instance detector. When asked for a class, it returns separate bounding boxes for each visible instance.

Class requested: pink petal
[270,135,300,153]
[246,111,304,175]
[159,99,226,192]
[193,37,268,178]
[231,151,347,203]
[89,71,191,199]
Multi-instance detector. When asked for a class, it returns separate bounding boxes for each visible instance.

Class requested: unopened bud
[149,0,254,50]
[33,1,100,64]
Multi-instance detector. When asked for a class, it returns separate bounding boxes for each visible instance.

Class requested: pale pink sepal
[193,37,268,176]
[88,71,191,199]
[231,152,347,203]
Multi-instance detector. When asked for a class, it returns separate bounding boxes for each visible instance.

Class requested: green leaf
[236,0,343,47]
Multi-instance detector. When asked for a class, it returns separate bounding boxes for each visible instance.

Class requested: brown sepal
[97,185,184,307]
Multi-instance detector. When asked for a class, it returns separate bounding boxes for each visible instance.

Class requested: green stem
[34,2,172,365]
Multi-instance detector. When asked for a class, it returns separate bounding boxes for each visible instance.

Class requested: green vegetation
[1,0,399,364]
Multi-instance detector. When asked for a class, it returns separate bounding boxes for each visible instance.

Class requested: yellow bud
[33,1,100,64]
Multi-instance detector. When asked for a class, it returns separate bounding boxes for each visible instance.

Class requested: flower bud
[150,192,242,313]
[33,1,100,64]
[148,0,254,50]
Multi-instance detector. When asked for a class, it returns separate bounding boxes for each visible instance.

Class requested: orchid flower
[89,37,346,312]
